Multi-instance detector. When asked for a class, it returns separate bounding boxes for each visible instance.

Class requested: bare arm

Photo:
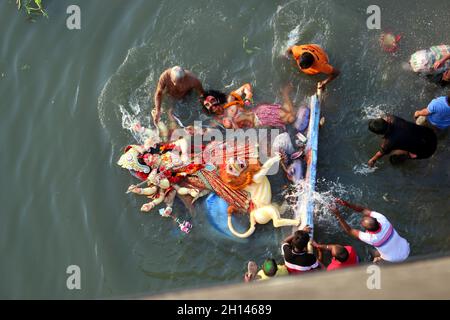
[330,206,360,239]
[312,242,335,252]
[282,234,295,245]
[234,83,253,101]
[319,67,340,89]
[153,73,167,122]
[414,107,430,119]
[434,53,450,69]
[368,150,384,168]
[192,76,205,97]
[335,199,372,216]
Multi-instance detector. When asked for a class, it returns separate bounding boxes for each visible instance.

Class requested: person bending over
[153,66,204,123]
[331,199,410,263]
[367,115,437,167]
[286,44,340,89]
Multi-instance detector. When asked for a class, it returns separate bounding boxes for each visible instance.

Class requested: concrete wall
[149,257,450,300]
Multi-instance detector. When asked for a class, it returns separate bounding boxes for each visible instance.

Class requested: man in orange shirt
[286,44,340,89]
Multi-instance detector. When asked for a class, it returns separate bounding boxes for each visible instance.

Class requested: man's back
[382,115,437,159]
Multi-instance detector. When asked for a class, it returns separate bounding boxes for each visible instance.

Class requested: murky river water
[0,0,449,298]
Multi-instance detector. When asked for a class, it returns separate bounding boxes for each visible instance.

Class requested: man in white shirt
[330,199,410,263]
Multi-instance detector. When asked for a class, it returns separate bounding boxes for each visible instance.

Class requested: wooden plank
[295,91,321,240]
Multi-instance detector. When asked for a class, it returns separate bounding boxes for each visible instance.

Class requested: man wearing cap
[286,44,340,89]
[153,66,205,123]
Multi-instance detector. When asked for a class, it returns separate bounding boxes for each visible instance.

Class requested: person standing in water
[367,115,437,167]
[331,199,410,263]
[281,226,322,274]
[153,66,205,123]
[286,44,340,89]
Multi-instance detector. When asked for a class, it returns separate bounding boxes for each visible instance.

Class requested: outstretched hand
[317,81,327,91]
[433,59,445,70]
[334,198,349,207]
[328,204,341,216]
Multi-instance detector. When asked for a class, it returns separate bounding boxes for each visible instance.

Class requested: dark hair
[362,216,380,232]
[299,52,315,69]
[334,246,349,263]
[262,259,278,277]
[292,230,310,251]
[201,90,227,114]
[368,118,389,135]
[447,92,450,104]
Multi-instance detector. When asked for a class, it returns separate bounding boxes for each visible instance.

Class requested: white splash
[361,104,389,120]
[287,25,301,48]
[283,178,362,230]
[353,163,378,176]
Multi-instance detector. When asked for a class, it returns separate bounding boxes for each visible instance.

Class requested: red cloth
[327,246,359,271]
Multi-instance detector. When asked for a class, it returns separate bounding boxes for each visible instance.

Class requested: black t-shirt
[282,243,320,273]
[381,115,437,159]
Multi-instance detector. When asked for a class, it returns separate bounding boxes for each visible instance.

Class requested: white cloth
[358,212,410,262]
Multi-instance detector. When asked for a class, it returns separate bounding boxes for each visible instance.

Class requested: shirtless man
[153,66,204,123]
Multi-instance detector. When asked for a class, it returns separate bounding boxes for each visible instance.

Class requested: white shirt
[358,212,410,262]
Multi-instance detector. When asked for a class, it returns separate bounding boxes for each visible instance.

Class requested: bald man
[153,66,204,123]
[331,199,410,263]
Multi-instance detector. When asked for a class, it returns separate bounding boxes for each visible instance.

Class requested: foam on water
[361,104,390,120]
[353,163,378,176]
[282,178,363,232]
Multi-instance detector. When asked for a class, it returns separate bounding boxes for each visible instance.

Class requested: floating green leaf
[16,0,48,18]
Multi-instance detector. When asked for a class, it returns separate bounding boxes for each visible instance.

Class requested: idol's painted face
[225,157,247,177]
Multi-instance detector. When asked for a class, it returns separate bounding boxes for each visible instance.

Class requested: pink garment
[254,104,286,129]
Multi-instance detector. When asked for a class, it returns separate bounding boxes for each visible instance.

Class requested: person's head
[361,216,380,232]
[299,52,315,69]
[332,245,349,263]
[203,95,224,115]
[247,261,258,275]
[292,230,310,252]
[170,66,186,85]
[368,118,389,135]
[262,259,278,277]
[201,90,227,115]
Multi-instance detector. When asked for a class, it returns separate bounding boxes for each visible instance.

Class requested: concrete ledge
[148,257,450,300]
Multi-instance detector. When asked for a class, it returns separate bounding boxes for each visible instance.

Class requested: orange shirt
[291,44,334,75]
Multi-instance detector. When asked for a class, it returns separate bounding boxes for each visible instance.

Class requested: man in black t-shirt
[368,115,437,167]
[281,226,322,274]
